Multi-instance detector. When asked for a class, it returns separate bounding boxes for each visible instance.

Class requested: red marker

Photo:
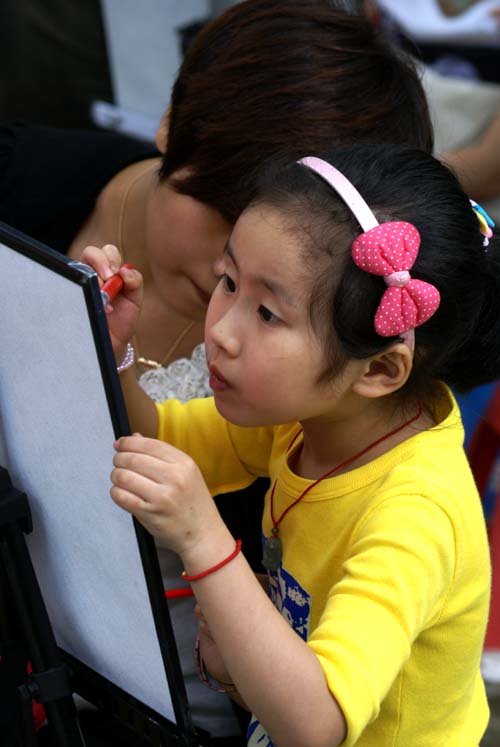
[100,263,134,306]
[165,588,194,600]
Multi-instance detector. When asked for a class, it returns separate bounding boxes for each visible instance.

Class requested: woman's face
[144,172,232,321]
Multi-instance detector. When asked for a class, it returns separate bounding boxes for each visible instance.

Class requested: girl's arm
[79,245,158,437]
[195,605,250,711]
[189,550,346,747]
[111,434,347,747]
[194,573,270,711]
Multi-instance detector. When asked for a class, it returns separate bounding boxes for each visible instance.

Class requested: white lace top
[137,342,211,402]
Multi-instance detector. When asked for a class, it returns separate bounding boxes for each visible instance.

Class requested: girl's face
[205,205,355,427]
[144,174,232,321]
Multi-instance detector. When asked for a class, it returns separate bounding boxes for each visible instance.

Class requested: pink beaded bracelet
[117,342,135,373]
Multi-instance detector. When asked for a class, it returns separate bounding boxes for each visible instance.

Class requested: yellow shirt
[157,389,490,746]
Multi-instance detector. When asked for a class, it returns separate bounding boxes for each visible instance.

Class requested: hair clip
[298,156,440,338]
[470,200,495,247]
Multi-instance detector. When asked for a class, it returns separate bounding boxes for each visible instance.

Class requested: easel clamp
[23,665,72,704]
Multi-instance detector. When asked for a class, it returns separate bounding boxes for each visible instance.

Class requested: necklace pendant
[262,531,282,571]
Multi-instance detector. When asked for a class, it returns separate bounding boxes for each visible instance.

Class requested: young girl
[83,143,499,746]
[0,7,436,741]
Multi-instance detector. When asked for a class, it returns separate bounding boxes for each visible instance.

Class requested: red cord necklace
[262,404,423,571]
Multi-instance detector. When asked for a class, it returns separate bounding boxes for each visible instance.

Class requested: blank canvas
[0,228,187,730]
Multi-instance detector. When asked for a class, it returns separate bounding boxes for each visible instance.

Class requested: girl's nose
[208,313,241,358]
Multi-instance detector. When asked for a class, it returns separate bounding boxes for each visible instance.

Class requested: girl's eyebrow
[225,241,298,308]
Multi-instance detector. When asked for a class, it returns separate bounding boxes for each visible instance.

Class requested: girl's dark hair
[159,0,433,223]
[249,143,500,399]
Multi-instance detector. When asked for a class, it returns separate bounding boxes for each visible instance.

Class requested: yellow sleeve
[308,496,456,747]
[155,397,274,495]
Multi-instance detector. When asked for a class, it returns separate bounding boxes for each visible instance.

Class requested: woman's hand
[80,244,143,360]
[111,434,229,558]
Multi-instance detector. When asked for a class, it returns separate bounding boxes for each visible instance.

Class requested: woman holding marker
[0,1,434,742]
[0,1,432,398]
[100,263,134,307]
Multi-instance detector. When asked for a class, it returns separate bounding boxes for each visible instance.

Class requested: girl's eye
[258,305,279,324]
[219,273,236,293]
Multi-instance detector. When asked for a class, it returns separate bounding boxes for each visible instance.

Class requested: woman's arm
[80,244,158,437]
[441,109,500,202]
[118,367,158,437]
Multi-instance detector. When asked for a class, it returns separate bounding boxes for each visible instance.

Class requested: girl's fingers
[197,620,216,646]
[114,434,190,464]
[194,603,206,622]
[112,450,173,485]
[198,619,213,637]
[110,484,150,514]
[111,466,169,507]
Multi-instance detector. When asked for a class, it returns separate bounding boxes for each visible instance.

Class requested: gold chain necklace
[117,165,196,370]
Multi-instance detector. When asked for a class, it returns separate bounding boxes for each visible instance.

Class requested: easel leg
[0,468,87,747]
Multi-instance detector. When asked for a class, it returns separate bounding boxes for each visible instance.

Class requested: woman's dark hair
[159,0,433,223]
[248,143,500,400]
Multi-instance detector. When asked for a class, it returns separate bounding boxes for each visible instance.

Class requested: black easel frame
[0,222,200,747]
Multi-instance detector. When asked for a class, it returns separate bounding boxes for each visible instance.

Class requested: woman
[0,2,432,385]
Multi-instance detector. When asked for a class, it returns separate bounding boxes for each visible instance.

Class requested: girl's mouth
[208,364,229,392]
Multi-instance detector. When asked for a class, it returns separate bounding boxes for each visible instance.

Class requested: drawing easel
[0,222,205,746]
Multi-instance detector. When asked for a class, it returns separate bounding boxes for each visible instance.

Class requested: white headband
[297,156,379,232]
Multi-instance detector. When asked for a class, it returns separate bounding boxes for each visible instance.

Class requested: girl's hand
[111,434,228,559]
[80,244,143,359]
[194,603,235,689]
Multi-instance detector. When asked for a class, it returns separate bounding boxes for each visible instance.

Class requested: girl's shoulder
[362,387,483,540]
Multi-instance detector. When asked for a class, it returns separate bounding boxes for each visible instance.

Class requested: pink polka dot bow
[352,221,440,337]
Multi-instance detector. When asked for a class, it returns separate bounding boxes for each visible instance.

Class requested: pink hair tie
[298,157,440,338]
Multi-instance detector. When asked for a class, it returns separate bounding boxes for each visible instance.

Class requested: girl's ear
[155,109,171,153]
[352,343,413,399]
